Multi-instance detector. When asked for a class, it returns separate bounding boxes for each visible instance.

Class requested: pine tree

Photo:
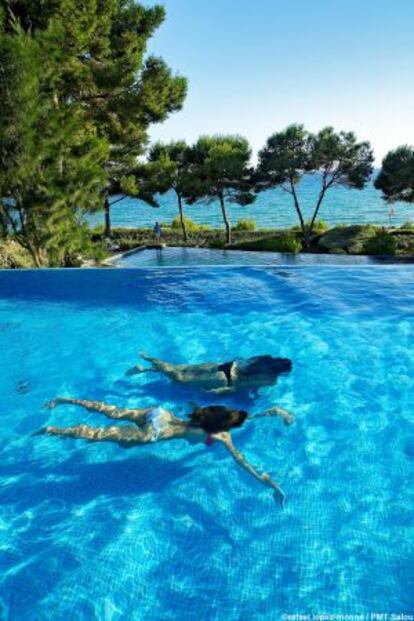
[375,146,414,204]
[185,136,255,244]
[0,1,187,263]
[256,125,374,246]
[0,13,108,266]
[145,142,192,242]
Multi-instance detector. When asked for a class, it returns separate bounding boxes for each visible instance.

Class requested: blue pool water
[113,246,402,268]
[87,175,414,230]
[0,267,413,619]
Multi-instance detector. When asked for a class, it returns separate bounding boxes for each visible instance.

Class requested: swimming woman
[127,353,292,394]
[38,398,294,505]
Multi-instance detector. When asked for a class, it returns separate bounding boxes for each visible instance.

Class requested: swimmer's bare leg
[45,397,151,424]
[38,424,145,447]
[138,353,186,382]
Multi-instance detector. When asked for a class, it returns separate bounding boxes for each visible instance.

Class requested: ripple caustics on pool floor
[0,266,413,620]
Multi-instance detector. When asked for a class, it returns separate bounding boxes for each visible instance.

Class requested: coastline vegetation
[0,2,414,268]
[84,219,414,265]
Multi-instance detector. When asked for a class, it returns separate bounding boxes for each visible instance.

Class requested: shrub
[171,216,210,232]
[92,224,105,235]
[362,230,397,255]
[231,232,302,253]
[273,233,303,253]
[0,240,34,268]
[209,238,226,249]
[400,221,414,230]
[234,218,256,231]
[291,219,329,235]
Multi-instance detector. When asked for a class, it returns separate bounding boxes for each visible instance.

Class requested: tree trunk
[305,186,327,248]
[23,239,48,268]
[177,192,188,243]
[289,177,306,245]
[104,196,111,238]
[0,207,8,237]
[219,193,231,244]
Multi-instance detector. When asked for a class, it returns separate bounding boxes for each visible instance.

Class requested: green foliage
[400,221,414,230]
[311,127,374,190]
[208,238,226,249]
[185,135,255,243]
[170,216,207,232]
[375,146,414,203]
[362,230,397,255]
[232,233,302,253]
[0,20,108,266]
[256,125,374,244]
[0,240,34,268]
[147,141,191,194]
[145,141,192,239]
[270,233,302,253]
[256,124,311,188]
[291,219,329,235]
[0,1,187,259]
[234,218,256,231]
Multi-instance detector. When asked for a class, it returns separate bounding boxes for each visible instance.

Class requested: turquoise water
[0,267,413,619]
[87,175,414,230]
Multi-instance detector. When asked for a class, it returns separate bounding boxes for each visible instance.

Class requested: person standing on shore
[154,221,162,241]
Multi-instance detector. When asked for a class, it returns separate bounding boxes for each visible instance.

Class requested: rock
[317,225,377,254]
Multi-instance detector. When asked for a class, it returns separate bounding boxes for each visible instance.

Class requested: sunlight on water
[0,267,413,619]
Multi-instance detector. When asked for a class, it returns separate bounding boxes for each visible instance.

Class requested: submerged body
[39,398,294,505]
[127,353,292,393]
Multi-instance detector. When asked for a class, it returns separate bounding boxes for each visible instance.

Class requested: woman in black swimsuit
[127,353,292,393]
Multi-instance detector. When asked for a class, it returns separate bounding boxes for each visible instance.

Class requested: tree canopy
[256,125,374,245]
[0,17,108,266]
[0,1,187,263]
[185,135,255,243]
[375,146,414,203]
[146,141,192,240]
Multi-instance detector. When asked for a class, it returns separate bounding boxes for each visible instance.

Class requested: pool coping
[101,243,170,266]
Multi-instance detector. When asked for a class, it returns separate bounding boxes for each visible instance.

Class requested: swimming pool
[113,246,402,268]
[0,267,413,619]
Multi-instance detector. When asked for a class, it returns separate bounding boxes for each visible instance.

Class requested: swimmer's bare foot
[273,489,285,508]
[262,473,285,508]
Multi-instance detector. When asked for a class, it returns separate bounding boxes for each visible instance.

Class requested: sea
[87,174,413,231]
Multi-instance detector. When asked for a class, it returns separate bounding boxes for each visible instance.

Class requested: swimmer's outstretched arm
[249,406,294,426]
[213,432,285,507]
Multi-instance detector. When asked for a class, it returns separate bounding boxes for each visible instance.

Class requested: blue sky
[146,0,414,163]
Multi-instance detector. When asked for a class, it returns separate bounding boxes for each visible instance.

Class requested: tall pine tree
[0,1,187,263]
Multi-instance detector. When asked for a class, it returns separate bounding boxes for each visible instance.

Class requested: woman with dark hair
[38,397,294,505]
[127,353,292,394]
